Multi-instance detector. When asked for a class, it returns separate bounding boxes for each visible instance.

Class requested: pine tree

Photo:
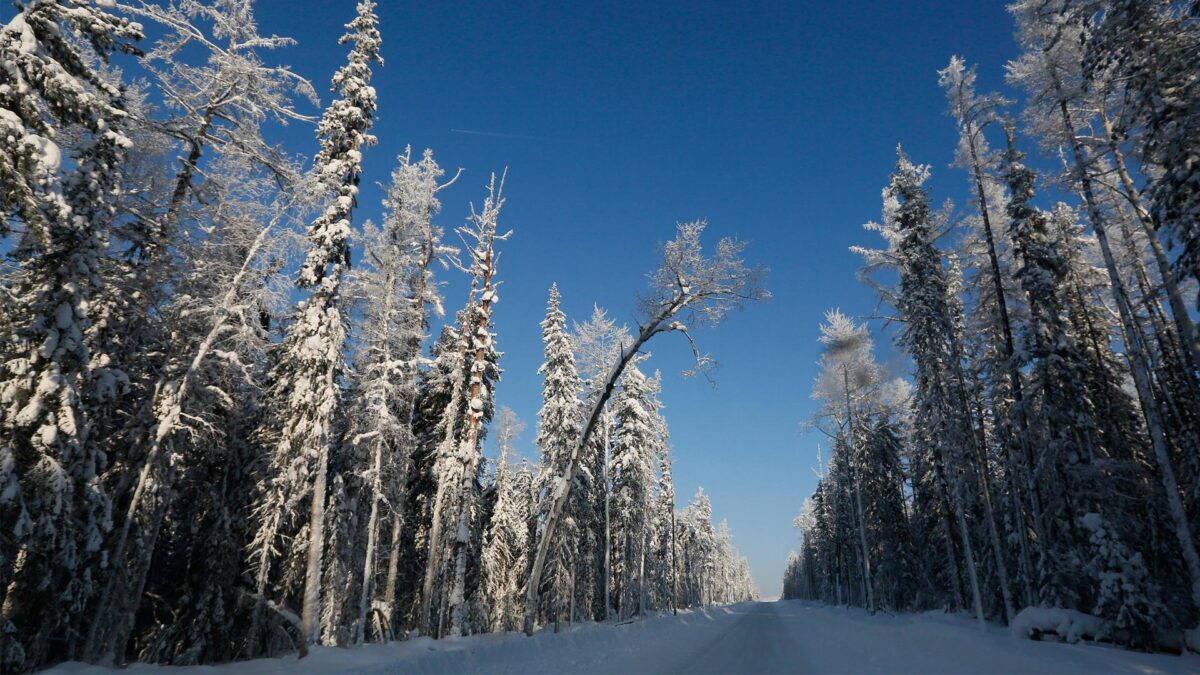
[856,149,986,628]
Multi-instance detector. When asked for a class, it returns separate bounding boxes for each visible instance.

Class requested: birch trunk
[354,439,384,644]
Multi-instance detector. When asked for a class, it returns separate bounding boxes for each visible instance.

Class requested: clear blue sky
[260,0,1020,598]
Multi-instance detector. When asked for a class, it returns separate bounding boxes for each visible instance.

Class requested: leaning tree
[522,221,768,634]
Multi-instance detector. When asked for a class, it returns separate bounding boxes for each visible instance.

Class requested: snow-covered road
[53,600,1200,674]
[674,602,804,673]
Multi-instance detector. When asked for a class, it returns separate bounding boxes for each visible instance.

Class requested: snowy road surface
[53,600,1200,674]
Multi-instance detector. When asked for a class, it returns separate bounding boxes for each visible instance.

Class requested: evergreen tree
[610,366,658,619]
[533,284,585,626]
[480,407,530,632]
[856,150,987,628]
[247,0,381,654]
[0,2,142,667]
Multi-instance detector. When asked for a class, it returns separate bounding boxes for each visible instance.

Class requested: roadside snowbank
[47,601,1200,674]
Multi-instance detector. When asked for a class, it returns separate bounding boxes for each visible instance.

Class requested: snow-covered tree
[1007,0,1200,614]
[610,365,658,619]
[572,306,632,621]
[480,407,531,632]
[532,284,588,627]
[247,0,381,655]
[327,148,453,645]
[420,175,507,637]
[1086,0,1200,305]
[524,221,768,634]
[855,150,987,629]
[0,2,142,668]
[83,0,322,657]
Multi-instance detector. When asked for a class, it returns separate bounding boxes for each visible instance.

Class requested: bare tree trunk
[949,469,986,631]
[671,502,678,615]
[381,513,404,631]
[639,528,648,616]
[420,470,452,635]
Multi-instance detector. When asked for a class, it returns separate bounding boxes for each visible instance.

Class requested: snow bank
[1011,606,1106,643]
[48,601,1199,674]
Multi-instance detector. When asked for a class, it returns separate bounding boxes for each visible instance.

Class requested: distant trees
[787,0,1200,651]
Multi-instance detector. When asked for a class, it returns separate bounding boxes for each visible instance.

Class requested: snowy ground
[51,600,1200,674]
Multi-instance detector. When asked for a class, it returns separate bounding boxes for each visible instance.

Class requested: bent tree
[522,221,768,635]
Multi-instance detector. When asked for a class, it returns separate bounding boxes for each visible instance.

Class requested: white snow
[49,601,1199,674]
[1011,606,1107,644]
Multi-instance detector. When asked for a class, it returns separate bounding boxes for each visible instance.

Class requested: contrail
[450,128,569,142]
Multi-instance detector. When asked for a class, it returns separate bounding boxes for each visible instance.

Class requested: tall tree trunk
[381,512,404,634]
[299,447,330,655]
[420,474,450,635]
[1099,107,1200,374]
[950,469,986,631]
[603,415,613,621]
[448,243,498,636]
[354,440,384,644]
[963,129,1049,579]
[1056,91,1200,610]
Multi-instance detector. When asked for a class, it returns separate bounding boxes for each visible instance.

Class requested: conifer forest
[1,0,1200,673]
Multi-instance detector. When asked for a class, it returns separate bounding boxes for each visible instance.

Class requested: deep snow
[50,600,1200,674]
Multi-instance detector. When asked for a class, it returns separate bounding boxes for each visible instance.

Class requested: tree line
[0,0,765,670]
[784,0,1200,652]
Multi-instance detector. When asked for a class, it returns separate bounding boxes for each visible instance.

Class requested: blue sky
[257,0,1021,598]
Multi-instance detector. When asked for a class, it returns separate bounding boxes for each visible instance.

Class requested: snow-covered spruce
[247,0,381,657]
[0,1,142,668]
